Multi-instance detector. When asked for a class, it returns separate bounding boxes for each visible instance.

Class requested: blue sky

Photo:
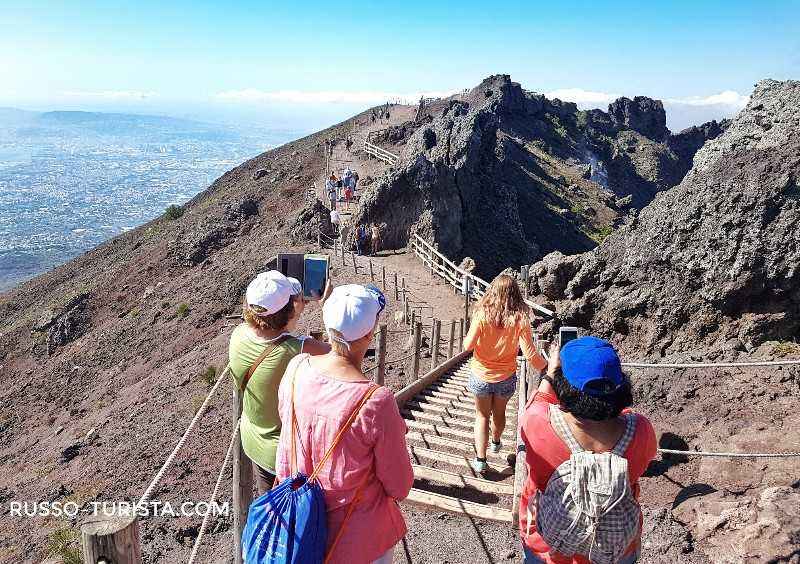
[2,0,799,130]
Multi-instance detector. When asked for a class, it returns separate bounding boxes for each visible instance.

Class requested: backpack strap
[548,404,584,453]
[611,413,637,457]
[240,334,292,392]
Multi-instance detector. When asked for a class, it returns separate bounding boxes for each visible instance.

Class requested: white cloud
[214,88,459,105]
[62,90,157,100]
[667,90,749,109]
[544,88,620,106]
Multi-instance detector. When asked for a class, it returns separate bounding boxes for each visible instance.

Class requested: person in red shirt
[519,337,657,563]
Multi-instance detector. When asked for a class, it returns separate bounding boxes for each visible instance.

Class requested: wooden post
[412,322,422,379]
[448,319,456,358]
[464,276,470,326]
[410,310,416,337]
[393,272,399,300]
[458,318,465,352]
[81,510,142,564]
[404,296,410,324]
[351,252,358,274]
[512,359,529,528]
[401,277,406,300]
[369,260,374,282]
[232,387,253,564]
[431,319,441,370]
[376,323,387,385]
[317,231,321,248]
[382,265,387,291]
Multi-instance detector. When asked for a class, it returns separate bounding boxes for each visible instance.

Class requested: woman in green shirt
[228,270,330,493]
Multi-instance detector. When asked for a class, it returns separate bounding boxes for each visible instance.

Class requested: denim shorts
[468,371,517,398]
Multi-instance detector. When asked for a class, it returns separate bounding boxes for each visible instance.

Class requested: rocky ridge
[352,75,725,278]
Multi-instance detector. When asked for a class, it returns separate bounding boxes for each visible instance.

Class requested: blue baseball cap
[560,336,624,396]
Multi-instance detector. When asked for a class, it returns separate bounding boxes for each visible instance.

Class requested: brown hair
[476,274,529,328]
[242,298,294,332]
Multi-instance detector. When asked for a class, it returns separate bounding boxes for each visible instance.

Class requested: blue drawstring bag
[242,358,378,563]
[242,474,327,563]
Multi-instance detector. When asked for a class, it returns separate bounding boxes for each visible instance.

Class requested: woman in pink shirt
[275,284,413,564]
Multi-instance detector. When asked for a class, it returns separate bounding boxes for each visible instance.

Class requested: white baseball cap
[245,271,302,315]
[322,284,386,342]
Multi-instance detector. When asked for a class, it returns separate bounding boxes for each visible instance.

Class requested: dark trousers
[252,461,276,496]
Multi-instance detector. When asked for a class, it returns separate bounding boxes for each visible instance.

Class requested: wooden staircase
[398,356,518,523]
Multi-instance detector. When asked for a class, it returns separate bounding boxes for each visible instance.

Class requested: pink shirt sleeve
[370,388,414,501]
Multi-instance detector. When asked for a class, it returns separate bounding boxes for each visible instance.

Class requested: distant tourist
[326,173,338,210]
[370,223,382,256]
[519,337,657,563]
[275,284,413,563]
[462,274,548,474]
[356,224,369,256]
[228,271,331,494]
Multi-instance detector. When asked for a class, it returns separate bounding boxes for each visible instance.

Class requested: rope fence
[657,447,800,458]
[138,366,230,508]
[624,359,800,369]
[188,421,240,564]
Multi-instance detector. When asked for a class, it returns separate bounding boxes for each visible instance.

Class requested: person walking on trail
[275,284,413,564]
[356,224,368,256]
[518,337,657,564]
[330,209,341,236]
[370,223,382,256]
[343,169,354,210]
[326,174,338,210]
[462,274,548,474]
[228,271,332,494]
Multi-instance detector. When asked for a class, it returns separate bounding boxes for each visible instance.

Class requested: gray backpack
[533,405,640,564]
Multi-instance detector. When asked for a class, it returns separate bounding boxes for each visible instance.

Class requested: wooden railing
[364,141,399,165]
[409,234,554,318]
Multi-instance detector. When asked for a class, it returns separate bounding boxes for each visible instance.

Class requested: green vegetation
[772,341,800,357]
[595,224,614,242]
[47,524,83,564]
[200,365,217,388]
[176,303,190,318]
[164,204,184,220]
[128,306,141,318]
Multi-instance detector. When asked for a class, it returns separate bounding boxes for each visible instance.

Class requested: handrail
[411,234,554,317]
[364,141,399,165]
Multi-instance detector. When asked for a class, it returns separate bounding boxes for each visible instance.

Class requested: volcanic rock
[352,75,718,278]
[529,79,800,356]
[608,96,669,141]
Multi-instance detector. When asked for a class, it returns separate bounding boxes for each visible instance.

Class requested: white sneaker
[490,440,502,454]
[470,458,488,474]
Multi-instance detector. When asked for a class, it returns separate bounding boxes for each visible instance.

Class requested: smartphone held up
[277,252,330,301]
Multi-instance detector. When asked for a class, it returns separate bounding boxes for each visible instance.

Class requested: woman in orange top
[463,274,548,473]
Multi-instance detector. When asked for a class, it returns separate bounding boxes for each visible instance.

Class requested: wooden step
[406,400,474,419]
[416,393,518,416]
[412,464,513,495]
[402,410,515,437]
[406,431,515,460]
[408,446,512,475]
[420,388,467,401]
[404,489,513,523]
[405,418,475,441]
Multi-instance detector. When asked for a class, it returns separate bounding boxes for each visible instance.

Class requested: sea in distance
[0,108,305,291]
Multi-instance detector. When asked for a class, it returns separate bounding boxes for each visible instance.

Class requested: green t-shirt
[228,325,303,472]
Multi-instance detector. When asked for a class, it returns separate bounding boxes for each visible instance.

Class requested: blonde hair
[327,328,351,356]
[476,274,528,328]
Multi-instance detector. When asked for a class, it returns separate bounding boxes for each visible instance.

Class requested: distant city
[0,109,306,291]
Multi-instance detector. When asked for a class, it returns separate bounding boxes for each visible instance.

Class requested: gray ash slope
[353,74,725,278]
[530,79,800,358]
